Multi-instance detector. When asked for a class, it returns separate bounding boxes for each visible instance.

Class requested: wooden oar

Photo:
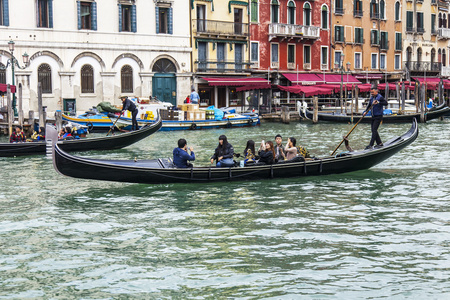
[106,114,121,136]
[330,105,372,156]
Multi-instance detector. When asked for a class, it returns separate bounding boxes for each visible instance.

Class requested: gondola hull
[53,120,418,184]
[300,104,450,123]
[0,117,162,157]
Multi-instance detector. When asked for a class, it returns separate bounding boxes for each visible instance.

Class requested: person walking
[365,87,388,149]
[121,96,139,131]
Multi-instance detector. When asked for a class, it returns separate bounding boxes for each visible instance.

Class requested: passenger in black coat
[210,135,235,167]
[258,140,275,165]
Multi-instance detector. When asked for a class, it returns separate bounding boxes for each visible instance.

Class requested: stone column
[139,72,154,100]
[100,72,116,103]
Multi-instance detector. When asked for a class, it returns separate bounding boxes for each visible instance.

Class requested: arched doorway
[152,58,177,105]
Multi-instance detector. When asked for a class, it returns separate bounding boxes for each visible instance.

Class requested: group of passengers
[172,134,310,168]
[9,124,80,143]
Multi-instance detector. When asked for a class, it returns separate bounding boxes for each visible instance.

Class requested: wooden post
[313,96,318,124]
[55,110,63,132]
[355,85,359,114]
[18,83,23,127]
[7,84,12,137]
[420,83,425,123]
[344,84,348,114]
[396,82,400,114]
[415,83,419,113]
[401,82,406,113]
[351,84,354,118]
[38,82,44,128]
[281,106,290,124]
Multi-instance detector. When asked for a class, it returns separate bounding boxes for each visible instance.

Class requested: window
[271,43,279,66]
[370,0,378,19]
[417,12,424,32]
[271,0,279,23]
[394,54,401,70]
[0,0,9,26]
[406,11,413,31]
[81,64,94,93]
[355,27,363,44]
[119,2,137,32]
[235,44,243,70]
[443,49,446,67]
[288,1,295,25]
[354,0,362,17]
[251,42,259,66]
[371,53,378,69]
[380,54,386,69]
[380,0,385,19]
[0,64,5,83]
[38,63,52,94]
[432,14,436,34]
[431,49,436,64]
[335,0,343,14]
[321,46,328,69]
[371,30,379,45]
[354,52,362,69]
[157,2,173,34]
[304,3,311,26]
[395,32,402,51]
[251,0,258,23]
[395,2,400,21]
[380,32,388,50]
[335,26,344,42]
[321,5,328,29]
[37,0,52,28]
[217,43,225,71]
[335,51,342,68]
[197,5,206,32]
[78,1,97,30]
[288,44,295,64]
[198,42,207,70]
[304,45,311,64]
[417,48,422,62]
[121,65,133,93]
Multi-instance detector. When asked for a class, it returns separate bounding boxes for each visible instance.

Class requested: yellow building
[190,0,251,108]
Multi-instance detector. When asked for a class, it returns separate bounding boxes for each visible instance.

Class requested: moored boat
[52,120,418,184]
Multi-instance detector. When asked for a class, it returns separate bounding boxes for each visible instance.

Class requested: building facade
[0,0,191,115]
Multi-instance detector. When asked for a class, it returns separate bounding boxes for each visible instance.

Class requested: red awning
[282,73,323,85]
[354,73,384,80]
[377,83,399,91]
[357,83,372,92]
[412,77,440,90]
[236,83,271,92]
[202,77,270,86]
[0,84,16,93]
[277,85,335,97]
[443,80,450,89]
[316,74,361,84]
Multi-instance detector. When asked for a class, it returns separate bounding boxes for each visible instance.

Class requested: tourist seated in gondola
[210,135,234,167]
[258,140,275,165]
[9,125,26,143]
[284,137,298,161]
[173,138,195,168]
[30,127,45,141]
[243,139,256,166]
[274,134,286,161]
[60,126,74,140]
[58,128,65,139]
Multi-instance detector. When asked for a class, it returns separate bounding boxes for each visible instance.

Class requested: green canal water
[1,119,449,298]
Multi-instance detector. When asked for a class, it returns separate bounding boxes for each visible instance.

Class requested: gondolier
[121,97,139,131]
[365,87,388,150]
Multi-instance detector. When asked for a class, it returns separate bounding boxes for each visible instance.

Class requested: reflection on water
[0,120,449,298]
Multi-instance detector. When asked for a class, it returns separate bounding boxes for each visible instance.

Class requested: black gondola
[300,103,450,123]
[0,116,162,157]
[52,120,418,184]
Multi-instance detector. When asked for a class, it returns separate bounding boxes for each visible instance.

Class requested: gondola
[52,119,418,184]
[300,103,450,123]
[0,116,162,157]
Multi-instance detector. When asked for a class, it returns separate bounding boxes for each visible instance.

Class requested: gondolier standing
[121,96,139,131]
[365,87,388,149]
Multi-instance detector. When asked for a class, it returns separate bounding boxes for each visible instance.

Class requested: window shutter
[92,2,97,31]
[3,0,9,26]
[118,4,122,32]
[77,1,81,30]
[360,28,363,43]
[155,6,159,33]
[48,0,53,28]
[131,4,137,32]
[168,7,173,34]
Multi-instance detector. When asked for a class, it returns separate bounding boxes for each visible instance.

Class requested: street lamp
[0,40,29,116]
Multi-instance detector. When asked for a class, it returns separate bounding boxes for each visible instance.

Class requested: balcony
[403,61,442,72]
[438,27,450,39]
[406,27,415,33]
[442,66,450,77]
[431,0,437,5]
[353,10,363,18]
[303,63,311,70]
[195,60,252,73]
[268,23,320,40]
[193,19,249,38]
[335,8,345,15]
[370,13,380,20]
[417,27,425,34]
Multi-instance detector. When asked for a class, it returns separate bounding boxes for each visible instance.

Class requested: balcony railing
[335,8,345,15]
[269,23,320,40]
[438,27,450,39]
[371,13,380,20]
[417,27,425,34]
[406,27,415,33]
[403,61,442,72]
[193,19,249,37]
[353,10,363,17]
[195,60,252,73]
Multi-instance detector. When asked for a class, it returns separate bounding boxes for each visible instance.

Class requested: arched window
[417,48,422,63]
[121,65,133,93]
[448,14,450,28]
[443,49,446,66]
[152,58,176,73]
[431,49,436,64]
[439,13,442,28]
[438,49,442,63]
[38,63,52,94]
[271,0,279,23]
[0,64,6,84]
[81,64,94,93]
[321,5,328,29]
[304,2,311,26]
[354,0,363,17]
[406,47,412,69]
[443,14,447,28]
[370,0,378,19]
[380,0,385,19]
[395,2,400,21]
[287,1,295,25]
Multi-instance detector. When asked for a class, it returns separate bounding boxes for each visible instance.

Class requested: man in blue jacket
[364,87,388,149]
[173,138,195,168]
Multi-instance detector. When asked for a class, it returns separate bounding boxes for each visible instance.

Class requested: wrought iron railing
[403,61,442,72]
[353,10,363,17]
[194,60,252,73]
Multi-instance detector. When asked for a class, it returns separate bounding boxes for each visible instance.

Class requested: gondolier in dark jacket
[210,135,234,167]
[121,97,139,131]
[173,138,195,168]
[365,87,388,149]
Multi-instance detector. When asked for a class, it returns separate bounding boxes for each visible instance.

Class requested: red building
[249,0,331,81]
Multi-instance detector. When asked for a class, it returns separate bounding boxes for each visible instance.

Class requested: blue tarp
[207,106,224,120]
